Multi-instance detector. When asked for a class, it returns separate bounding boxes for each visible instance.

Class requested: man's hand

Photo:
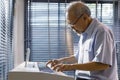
[52,64,73,72]
[46,59,61,68]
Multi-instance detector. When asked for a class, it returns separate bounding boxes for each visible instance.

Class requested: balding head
[66,1,91,19]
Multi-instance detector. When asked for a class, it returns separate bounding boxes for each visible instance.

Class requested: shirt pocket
[83,41,93,62]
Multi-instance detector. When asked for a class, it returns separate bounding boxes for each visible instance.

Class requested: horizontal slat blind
[6,0,14,72]
[0,0,7,80]
[114,1,120,78]
[0,0,14,80]
[87,3,113,29]
[24,0,75,76]
[27,2,73,62]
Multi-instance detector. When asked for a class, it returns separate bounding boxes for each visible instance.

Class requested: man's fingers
[46,59,60,68]
[52,64,60,70]
[46,60,52,66]
[52,64,64,72]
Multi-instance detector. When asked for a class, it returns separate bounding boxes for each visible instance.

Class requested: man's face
[66,12,84,35]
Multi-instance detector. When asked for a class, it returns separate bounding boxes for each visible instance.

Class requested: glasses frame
[69,13,84,26]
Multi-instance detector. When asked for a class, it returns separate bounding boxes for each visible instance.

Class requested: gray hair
[66,1,91,18]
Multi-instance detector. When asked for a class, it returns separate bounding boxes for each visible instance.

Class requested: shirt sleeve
[92,30,114,66]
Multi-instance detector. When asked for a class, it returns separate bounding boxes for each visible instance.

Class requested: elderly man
[46,1,118,80]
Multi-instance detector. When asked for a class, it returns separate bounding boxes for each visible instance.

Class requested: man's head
[66,1,92,35]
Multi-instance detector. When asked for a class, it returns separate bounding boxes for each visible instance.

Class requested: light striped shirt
[74,18,118,80]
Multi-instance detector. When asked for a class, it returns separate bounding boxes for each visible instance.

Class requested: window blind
[0,0,14,80]
[0,1,7,79]
[115,1,120,78]
[24,0,75,76]
[25,1,73,62]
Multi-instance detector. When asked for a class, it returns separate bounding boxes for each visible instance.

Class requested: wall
[13,0,24,67]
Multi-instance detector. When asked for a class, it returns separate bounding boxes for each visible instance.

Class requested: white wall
[13,0,24,67]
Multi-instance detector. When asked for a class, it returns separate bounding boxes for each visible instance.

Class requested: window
[87,3,113,29]
[0,0,14,80]
[24,0,74,76]
[24,1,73,62]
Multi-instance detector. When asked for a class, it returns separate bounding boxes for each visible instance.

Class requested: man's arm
[57,55,77,63]
[52,62,109,72]
[70,62,109,71]
[46,55,77,68]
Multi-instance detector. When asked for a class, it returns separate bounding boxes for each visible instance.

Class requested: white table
[8,62,74,80]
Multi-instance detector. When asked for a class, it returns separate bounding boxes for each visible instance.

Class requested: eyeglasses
[68,13,84,27]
